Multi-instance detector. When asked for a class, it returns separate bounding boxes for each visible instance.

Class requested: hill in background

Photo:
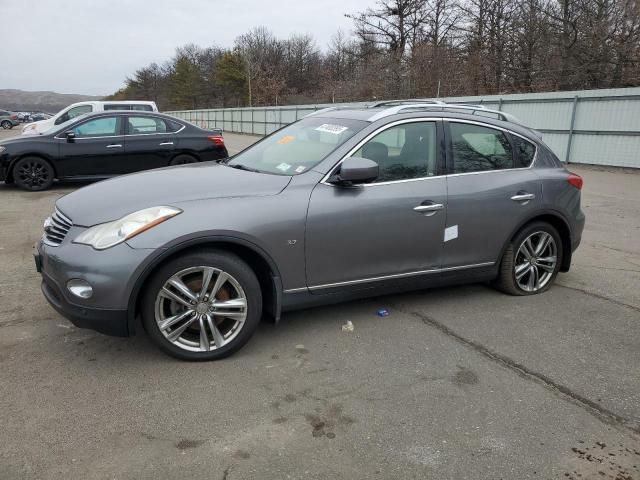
[0,89,103,113]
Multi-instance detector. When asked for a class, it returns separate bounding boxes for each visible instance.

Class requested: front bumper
[34,238,155,337]
[39,268,129,337]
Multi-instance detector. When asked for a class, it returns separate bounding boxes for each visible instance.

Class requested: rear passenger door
[123,115,176,173]
[443,121,540,268]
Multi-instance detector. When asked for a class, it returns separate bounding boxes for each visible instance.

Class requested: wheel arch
[126,235,283,335]
[500,210,573,273]
[169,151,200,164]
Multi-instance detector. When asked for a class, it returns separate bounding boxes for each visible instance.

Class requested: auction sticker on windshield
[315,124,348,135]
[276,163,292,172]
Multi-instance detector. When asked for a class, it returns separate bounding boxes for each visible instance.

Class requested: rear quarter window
[512,135,537,168]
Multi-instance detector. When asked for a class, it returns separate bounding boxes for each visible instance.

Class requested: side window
[104,104,131,111]
[126,116,168,135]
[512,135,536,168]
[131,104,153,111]
[450,123,513,173]
[352,122,438,182]
[72,117,119,138]
[56,105,92,125]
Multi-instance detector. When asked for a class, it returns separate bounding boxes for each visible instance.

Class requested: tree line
[107,0,640,110]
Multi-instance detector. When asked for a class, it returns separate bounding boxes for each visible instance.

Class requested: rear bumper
[40,272,129,337]
[572,210,585,252]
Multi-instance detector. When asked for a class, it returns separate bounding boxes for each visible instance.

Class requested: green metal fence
[167,87,640,168]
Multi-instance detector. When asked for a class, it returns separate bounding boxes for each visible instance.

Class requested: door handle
[159,142,174,146]
[511,193,535,203]
[413,203,444,216]
[106,144,122,148]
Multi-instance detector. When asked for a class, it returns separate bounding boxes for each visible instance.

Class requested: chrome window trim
[53,134,122,140]
[320,117,443,187]
[283,261,495,293]
[123,126,185,137]
[446,119,538,174]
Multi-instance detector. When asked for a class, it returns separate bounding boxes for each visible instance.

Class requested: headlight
[74,206,182,250]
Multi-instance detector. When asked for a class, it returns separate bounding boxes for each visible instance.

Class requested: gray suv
[34,101,585,360]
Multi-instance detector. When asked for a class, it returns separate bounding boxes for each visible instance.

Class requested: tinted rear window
[512,135,537,168]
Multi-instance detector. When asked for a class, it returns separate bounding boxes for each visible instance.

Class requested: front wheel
[12,157,54,191]
[141,250,262,361]
[494,221,562,295]
[1,120,12,129]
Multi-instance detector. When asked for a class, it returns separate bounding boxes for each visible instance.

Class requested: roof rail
[305,107,340,117]
[367,101,522,125]
[370,99,446,107]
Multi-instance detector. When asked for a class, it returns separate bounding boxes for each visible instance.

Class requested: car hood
[56,162,292,226]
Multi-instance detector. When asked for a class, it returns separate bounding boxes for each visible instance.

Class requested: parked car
[33,101,585,360]
[29,113,52,122]
[22,100,158,135]
[0,111,227,190]
[0,110,20,129]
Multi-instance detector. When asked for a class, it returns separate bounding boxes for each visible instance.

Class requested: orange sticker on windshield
[277,135,295,145]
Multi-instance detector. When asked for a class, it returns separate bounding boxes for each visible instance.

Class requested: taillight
[567,172,583,190]
[207,135,224,147]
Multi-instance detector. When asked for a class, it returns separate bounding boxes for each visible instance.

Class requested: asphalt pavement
[0,127,638,479]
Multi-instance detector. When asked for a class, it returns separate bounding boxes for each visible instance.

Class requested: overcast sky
[0,0,372,96]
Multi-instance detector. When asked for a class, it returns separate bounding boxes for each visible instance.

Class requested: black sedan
[0,111,228,191]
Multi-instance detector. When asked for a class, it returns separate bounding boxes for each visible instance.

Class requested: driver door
[305,120,447,292]
[58,116,125,177]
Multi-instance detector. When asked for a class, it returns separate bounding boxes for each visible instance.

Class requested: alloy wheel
[154,266,248,352]
[16,160,51,189]
[514,231,557,292]
[1,121,11,129]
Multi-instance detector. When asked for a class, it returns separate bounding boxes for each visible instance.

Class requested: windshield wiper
[227,163,261,173]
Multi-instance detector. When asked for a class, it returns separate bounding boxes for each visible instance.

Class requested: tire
[494,221,563,296]
[12,157,55,191]
[169,154,199,166]
[1,121,12,130]
[141,249,262,361]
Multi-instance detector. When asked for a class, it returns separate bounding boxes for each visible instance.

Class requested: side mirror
[65,131,76,142]
[330,157,379,185]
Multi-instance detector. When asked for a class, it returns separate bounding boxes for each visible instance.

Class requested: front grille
[43,208,73,246]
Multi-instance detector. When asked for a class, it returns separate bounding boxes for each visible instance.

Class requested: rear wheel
[1,120,12,130]
[141,250,262,361]
[494,221,562,295]
[169,154,198,166]
[13,157,54,191]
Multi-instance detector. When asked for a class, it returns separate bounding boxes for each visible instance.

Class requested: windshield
[41,114,90,136]
[227,117,368,175]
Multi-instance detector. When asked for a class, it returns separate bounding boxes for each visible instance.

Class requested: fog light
[67,279,93,299]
